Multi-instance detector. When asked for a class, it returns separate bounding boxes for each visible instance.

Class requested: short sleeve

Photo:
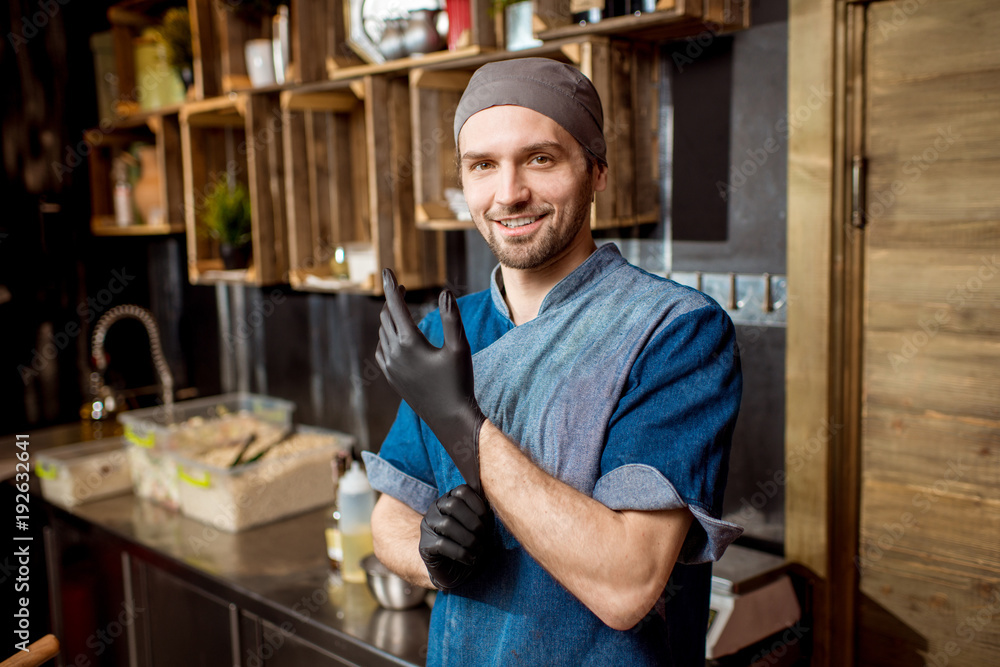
[594,301,743,564]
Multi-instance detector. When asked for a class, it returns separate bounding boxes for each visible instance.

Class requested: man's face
[458,105,607,271]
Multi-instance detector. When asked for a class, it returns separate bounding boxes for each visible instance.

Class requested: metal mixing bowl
[361,553,429,610]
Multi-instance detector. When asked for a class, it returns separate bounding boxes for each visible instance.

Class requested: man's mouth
[498,216,540,229]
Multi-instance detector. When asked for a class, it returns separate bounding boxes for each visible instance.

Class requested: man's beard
[477,177,594,271]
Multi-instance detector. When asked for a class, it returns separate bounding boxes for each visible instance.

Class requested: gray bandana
[453,58,607,163]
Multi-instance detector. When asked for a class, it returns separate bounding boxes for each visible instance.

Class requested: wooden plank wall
[857,1,1000,664]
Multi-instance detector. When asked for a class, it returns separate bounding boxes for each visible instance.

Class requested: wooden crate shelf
[326,0,500,79]
[179,93,288,286]
[86,111,186,235]
[109,0,361,118]
[281,76,445,295]
[106,0,191,117]
[409,36,660,231]
[535,0,749,42]
[91,220,186,236]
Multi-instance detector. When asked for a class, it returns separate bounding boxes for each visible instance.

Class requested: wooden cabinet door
[855,0,1000,664]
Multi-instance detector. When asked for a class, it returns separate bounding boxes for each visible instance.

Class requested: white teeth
[500,216,538,228]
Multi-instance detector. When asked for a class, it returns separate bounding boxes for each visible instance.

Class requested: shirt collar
[489,243,626,323]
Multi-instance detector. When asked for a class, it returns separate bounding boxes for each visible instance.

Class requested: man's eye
[531,155,551,165]
[470,162,492,171]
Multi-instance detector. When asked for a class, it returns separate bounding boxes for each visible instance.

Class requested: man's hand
[375,268,485,494]
[419,485,494,590]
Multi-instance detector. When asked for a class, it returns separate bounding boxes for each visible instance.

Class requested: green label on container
[35,463,58,480]
[124,424,155,449]
[178,466,212,488]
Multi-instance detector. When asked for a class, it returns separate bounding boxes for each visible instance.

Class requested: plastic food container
[35,438,132,506]
[172,425,355,532]
[118,393,295,509]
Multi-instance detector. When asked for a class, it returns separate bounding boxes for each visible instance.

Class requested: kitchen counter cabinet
[42,491,430,666]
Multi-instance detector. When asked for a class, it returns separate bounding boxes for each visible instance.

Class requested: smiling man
[364,58,743,666]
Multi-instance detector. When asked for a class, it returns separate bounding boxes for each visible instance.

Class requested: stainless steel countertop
[48,493,431,665]
[16,422,430,666]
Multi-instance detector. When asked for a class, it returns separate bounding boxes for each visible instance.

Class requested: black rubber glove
[375,268,486,495]
[419,485,494,590]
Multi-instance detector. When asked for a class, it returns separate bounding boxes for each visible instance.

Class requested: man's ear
[593,162,609,193]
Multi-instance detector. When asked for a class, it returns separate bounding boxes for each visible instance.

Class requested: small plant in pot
[201,180,253,270]
[156,7,194,90]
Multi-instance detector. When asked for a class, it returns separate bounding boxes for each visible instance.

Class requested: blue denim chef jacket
[363,244,743,666]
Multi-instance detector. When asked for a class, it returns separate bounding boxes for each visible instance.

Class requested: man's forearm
[371,494,435,589]
[478,420,692,631]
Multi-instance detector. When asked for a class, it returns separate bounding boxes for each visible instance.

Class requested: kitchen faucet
[86,304,174,421]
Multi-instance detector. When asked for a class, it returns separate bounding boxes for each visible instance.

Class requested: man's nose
[494,166,530,207]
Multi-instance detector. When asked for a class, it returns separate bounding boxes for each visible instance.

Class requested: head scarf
[453,57,607,163]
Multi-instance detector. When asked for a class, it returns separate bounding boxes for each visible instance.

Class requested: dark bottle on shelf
[604,0,629,19]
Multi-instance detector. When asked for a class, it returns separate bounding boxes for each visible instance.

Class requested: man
[363,58,742,666]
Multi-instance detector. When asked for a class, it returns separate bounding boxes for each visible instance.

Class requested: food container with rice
[35,438,132,506]
[172,425,355,532]
[118,393,295,509]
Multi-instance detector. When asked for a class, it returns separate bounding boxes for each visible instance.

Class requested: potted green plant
[155,7,194,90]
[201,180,253,270]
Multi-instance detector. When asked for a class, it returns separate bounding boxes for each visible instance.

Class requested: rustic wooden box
[281,75,445,295]
[534,0,749,42]
[179,93,288,285]
[325,0,500,79]
[408,36,659,231]
[86,112,186,236]
[106,0,195,116]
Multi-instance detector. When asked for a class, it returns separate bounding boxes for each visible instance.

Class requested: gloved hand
[375,268,486,494]
[419,485,494,590]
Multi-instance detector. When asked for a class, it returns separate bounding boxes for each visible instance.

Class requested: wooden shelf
[327,45,492,80]
[85,111,185,233]
[103,102,186,128]
[93,0,751,288]
[281,75,445,295]
[91,218,186,236]
[409,36,661,231]
[179,92,288,286]
[535,0,749,42]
